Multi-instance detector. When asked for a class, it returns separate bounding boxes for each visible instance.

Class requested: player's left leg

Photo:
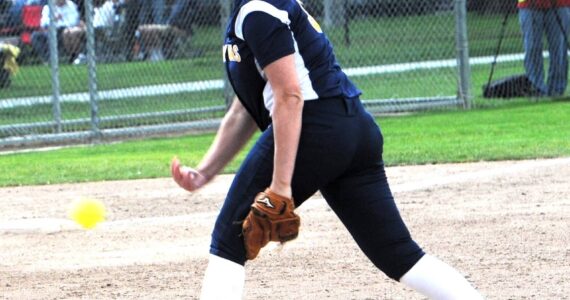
[400,254,484,300]
[320,106,483,299]
[321,166,483,299]
[320,161,425,281]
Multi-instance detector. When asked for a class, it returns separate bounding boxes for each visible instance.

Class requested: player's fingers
[171,157,207,192]
[170,157,183,183]
[181,167,200,190]
[183,168,211,191]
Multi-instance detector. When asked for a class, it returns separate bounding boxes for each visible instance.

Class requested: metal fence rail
[0,0,511,150]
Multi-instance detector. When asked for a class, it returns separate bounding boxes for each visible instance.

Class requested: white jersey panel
[235,1,318,115]
[234,1,290,40]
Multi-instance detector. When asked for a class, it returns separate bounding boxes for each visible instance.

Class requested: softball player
[171,1,484,299]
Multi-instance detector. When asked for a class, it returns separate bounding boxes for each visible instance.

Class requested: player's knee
[209,229,248,266]
[209,247,246,266]
[369,239,425,280]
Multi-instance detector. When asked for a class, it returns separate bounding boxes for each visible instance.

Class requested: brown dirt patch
[1,158,569,299]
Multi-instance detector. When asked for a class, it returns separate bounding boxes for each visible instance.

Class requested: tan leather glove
[242,188,300,260]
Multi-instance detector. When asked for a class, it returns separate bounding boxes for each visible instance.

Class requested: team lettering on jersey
[223,44,241,62]
[308,14,322,33]
[299,4,322,33]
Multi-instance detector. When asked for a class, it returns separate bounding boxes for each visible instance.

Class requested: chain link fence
[0,0,532,149]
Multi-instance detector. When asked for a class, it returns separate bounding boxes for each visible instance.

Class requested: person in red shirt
[518,0,570,96]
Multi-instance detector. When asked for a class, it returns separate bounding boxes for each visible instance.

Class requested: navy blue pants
[210,97,424,280]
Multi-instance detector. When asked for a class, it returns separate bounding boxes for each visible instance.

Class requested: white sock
[400,254,484,300]
[200,254,245,300]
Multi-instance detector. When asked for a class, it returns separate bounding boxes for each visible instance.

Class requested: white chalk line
[0,211,218,235]
[18,237,212,271]
[390,157,570,194]
[1,213,217,271]
[0,52,527,109]
[1,157,568,235]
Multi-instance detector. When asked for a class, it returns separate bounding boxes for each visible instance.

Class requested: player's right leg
[200,128,275,299]
[200,254,245,300]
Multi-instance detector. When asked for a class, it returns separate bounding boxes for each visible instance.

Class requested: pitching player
[171,0,484,299]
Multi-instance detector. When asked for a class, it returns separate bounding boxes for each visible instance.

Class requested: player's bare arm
[263,54,303,199]
[171,99,258,192]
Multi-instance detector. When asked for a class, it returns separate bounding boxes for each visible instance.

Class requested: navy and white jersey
[223,0,362,130]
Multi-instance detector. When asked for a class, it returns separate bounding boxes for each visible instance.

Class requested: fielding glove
[242,188,300,260]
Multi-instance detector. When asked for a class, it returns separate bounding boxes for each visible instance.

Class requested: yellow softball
[68,198,106,229]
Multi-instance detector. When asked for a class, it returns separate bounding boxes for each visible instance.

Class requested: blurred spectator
[30,0,83,64]
[163,0,197,58]
[70,0,122,64]
[92,0,126,62]
[137,0,196,61]
[138,0,165,25]
[8,0,48,27]
[0,0,11,22]
[72,0,84,19]
[5,0,24,30]
[93,0,121,28]
[136,24,167,61]
[133,0,167,61]
[167,0,196,36]
[120,0,141,61]
[518,0,570,97]
[119,0,195,62]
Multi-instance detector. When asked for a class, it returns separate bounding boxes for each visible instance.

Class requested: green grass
[2,58,225,98]
[1,12,568,187]
[1,99,568,187]
[0,90,225,126]
[354,68,458,99]
[382,99,570,164]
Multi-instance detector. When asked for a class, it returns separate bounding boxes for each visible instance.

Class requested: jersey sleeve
[241,11,295,69]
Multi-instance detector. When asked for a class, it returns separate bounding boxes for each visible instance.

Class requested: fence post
[84,0,101,140]
[48,0,62,133]
[455,0,472,109]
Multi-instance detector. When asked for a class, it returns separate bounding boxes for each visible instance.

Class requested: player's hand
[242,188,300,260]
[170,157,208,192]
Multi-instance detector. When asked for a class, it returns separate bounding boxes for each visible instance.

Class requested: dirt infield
[1,158,569,299]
